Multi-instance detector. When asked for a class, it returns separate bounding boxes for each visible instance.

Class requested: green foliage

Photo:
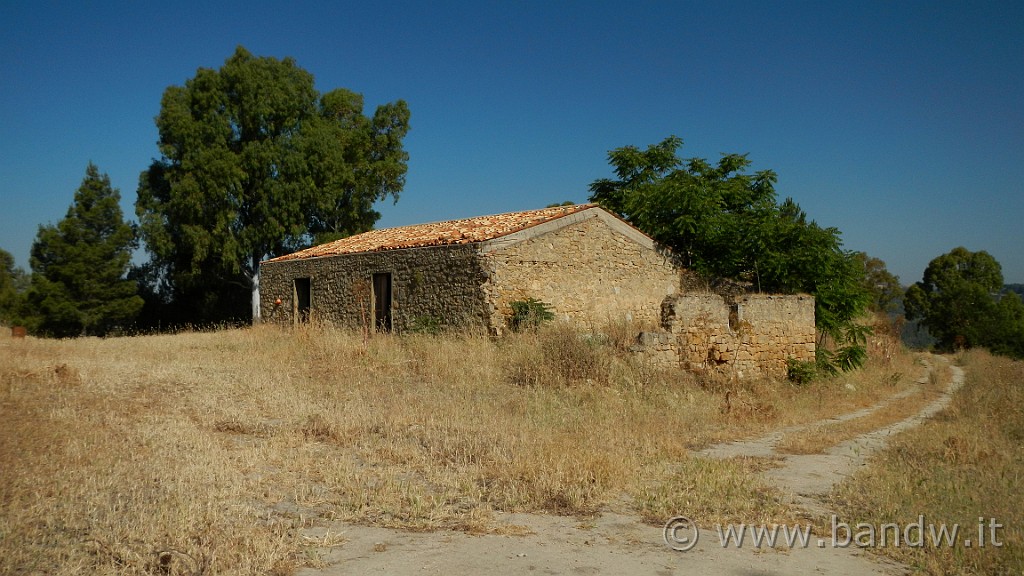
[841,321,873,348]
[991,292,1024,358]
[26,164,143,337]
[814,348,840,378]
[407,315,442,335]
[785,358,817,385]
[0,248,29,326]
[509,298,555,332]
[852,251,902,313]
[797,320,873,380]
[589,136,871,343]
[905,247,1024,357]
[832,343,869,373]
[829,322,872,373]
[136,46,411,326]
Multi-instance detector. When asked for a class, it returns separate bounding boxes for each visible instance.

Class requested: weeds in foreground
[0,322,919,574]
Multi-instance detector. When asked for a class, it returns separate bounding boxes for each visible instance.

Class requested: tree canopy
[905,247,1024,357]
[589,136,870,342]
[136,46,410,325]
[852,251,902,314]
[0,248,29,326]
[27,163,143,337]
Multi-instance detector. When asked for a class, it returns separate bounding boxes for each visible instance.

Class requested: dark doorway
[372,273,392,332]
[294,278,311,323]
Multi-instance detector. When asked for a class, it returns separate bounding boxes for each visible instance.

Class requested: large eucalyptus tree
[136,46,410,324]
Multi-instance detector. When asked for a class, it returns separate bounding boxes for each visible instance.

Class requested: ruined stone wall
[480,214,679,331]
[650,292,816,379]
[259,244,491,331]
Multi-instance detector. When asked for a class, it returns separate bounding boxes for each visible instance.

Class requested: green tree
[136,46,410,324]
[589,136,776,276]
[589,136,870,348]
[904,247,1020,355]
[991,292,1024,358]
[27,164,143,337]
[0,248,29,326]
[852,252,902,313]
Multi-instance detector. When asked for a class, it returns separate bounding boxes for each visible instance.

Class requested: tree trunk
[250,259,261,324]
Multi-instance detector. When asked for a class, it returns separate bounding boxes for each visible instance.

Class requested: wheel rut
[699,355,964,517]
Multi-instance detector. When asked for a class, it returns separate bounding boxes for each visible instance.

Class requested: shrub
[503,323,611,387]
[509,298,554,332]
[540,324,610,384]
[786,358,817,385]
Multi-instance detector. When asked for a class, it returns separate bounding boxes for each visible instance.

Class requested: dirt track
[298,357,963,576]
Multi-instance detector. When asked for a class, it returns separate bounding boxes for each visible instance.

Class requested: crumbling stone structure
[634,292,816,379]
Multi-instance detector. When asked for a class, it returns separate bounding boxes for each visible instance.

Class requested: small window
[294,278,311,323]
[728,302,741,331]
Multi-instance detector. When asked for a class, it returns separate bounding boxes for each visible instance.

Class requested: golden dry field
[0,321,997,574]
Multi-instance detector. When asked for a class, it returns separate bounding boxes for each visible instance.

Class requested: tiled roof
[265,203,597,262]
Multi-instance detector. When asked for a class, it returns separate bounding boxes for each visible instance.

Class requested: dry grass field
[831,349,1023,575]
[0,321,942,574]
[775,362,950,455]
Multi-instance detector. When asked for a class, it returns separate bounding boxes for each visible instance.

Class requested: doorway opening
[372,273,392,332]
[294,278,311,323]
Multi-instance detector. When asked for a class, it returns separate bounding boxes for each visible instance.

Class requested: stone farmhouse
[260,204,678,334]
[259,203,816,378]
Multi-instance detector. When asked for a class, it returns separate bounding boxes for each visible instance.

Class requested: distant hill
[1005,284,1024,297]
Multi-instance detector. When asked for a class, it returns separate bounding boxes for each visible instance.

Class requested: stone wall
[480,214,679,331]
[259,244,491,331]
[638,292,816,379]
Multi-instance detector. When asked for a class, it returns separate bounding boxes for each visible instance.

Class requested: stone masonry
[635,293,816,379]
[259,205,678,334]
[260,243,491,331]
[260,203,815,380]
[480,215,678,330]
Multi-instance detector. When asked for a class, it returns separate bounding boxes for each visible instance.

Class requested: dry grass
[830,349,1023,574]
[775,361,949,455]
[0,320,918,574]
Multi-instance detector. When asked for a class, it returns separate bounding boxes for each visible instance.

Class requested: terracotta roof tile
[265,203,597,262]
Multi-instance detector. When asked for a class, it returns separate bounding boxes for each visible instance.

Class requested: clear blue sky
[2,1,1021,284]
